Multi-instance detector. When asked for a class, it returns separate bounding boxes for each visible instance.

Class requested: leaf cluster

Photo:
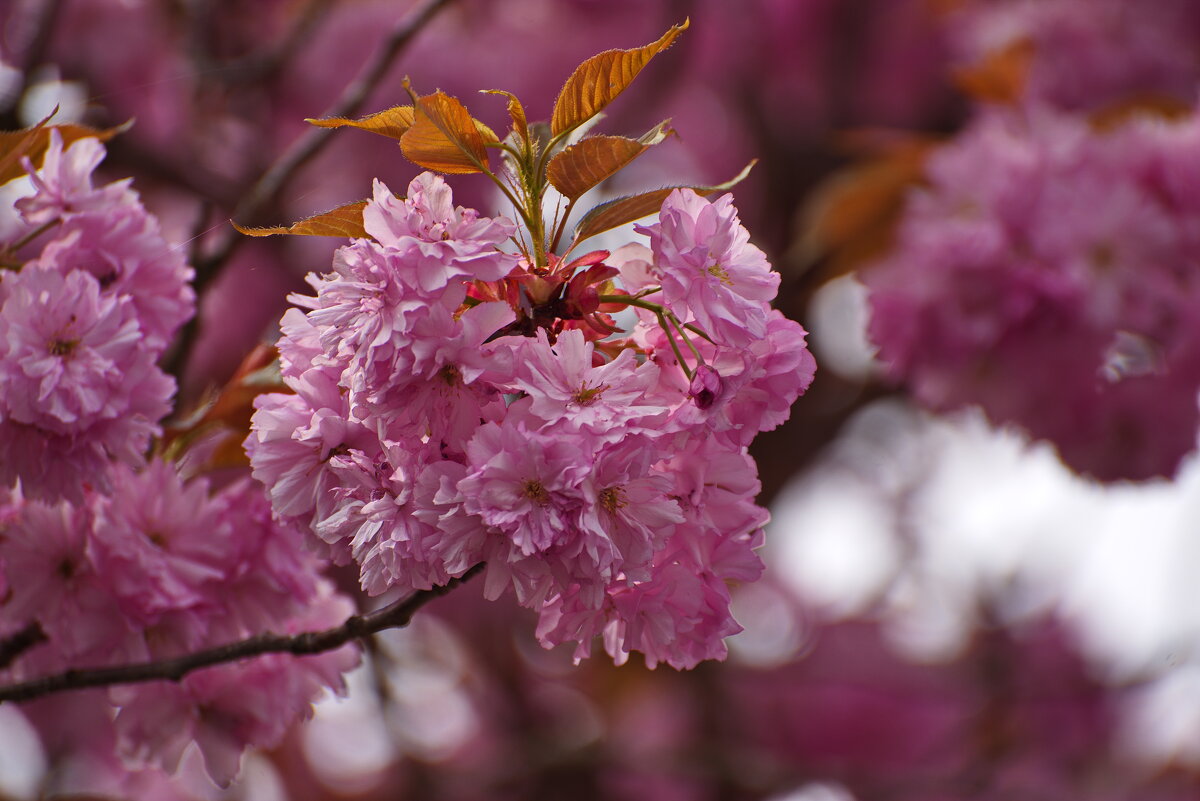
[242,20,754,266]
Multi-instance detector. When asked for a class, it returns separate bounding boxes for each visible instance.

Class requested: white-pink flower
[364,174,519,289]
[639,189,780,346]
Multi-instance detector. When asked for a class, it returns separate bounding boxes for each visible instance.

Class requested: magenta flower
[113,588,359,787]
[246,369,378,524]
[459,418,588,561]
[16,131,126,224]
[88,461,228,629]
[32,214,195,351]
[0,268,168,434]
[0,268,174,500]
[19,132,194,351]
[607,562,744,670]
[864,107,1200,480]
[0,498,129,665]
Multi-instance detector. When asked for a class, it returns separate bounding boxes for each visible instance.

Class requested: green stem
[681,320,714,345]
[8,218,61,254]
[667,313,706,365]
[549,195,578,254]
[482,167,537,235]
[598,294,694,380]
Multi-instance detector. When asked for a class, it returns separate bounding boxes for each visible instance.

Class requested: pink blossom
[114,588,359,787]
[606,562,743,670]
[32,215,195,351]
[19,133,194,350]
[459,419,589,576]
[311,442,452,594]
[639,189,780,346]
[0,498,130,665]
[295,237,460,380]
[0,268,174,500]
[0,268,170,434]
[577,436,682,585]
[88,461,227,630]
[362,300,513,451]
[16,131,126,224]
[495,329,666,440]
[245,368,377,521]
[210,477,324,631]
[864,107,1200,480]
[364,174,519,289]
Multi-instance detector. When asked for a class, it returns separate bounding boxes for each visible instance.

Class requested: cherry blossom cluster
[248,172,816,669]
[946,0,1200,112]
[864,106,1200,481]
[0,132,192,500]
[0,135,358,788]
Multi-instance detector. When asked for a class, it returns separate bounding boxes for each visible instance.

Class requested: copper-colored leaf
[234,199,369,238]
[573,160,756,243]
[306,105,416,140]
[796,138,934,280]
[161,344,286,471]
[483,89,528,144]
[0,119,129,185]
[400,88,492,174]
[1089,94,1193,132]
[551,20,689,137]
[547,120,673,200]
[952,38,1034,104]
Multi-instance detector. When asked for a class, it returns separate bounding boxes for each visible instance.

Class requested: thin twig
[220,0,338,85]
[168,0,455,384]
[0,623,47,672]
[193,0,456,289]
[0,563,483,705]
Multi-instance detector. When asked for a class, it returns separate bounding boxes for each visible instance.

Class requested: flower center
[49,338,78,357]
[572,381,608,406]
[522,479,551,506]
[599,486,626,513]
[706,259,732,285]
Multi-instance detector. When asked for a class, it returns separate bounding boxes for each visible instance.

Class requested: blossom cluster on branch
[0,132,360,786]
[247,170,815,669]
[853,0,1200,482]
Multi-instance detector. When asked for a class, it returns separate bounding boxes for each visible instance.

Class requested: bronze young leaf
[306,106,417,141]
[550,20,689,139]
[233,199,370,239]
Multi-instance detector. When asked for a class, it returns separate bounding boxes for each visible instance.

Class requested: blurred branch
[167,0,455,382]
[0,623,46,672]
[193,0,455,287]
[221,0,338,85]
[0,563,483,705]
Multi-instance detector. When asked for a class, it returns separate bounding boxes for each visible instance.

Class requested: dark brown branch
[192,0,455,290]
[0,563,483,705]
[219,0,338,85]
[168,0,455,384]
[0,623,47,671]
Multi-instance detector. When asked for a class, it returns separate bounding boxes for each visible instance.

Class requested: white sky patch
[0,705,45,800]
[769,397,1200,763]
[807,273,877,381]
[767,781,858,801]
[304,664,396,794]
